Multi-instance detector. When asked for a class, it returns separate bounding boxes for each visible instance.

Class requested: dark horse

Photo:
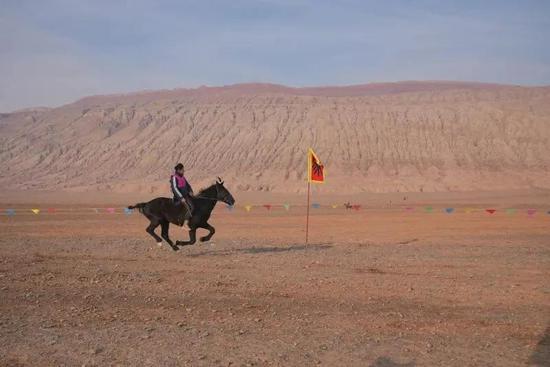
[128,178,235,251]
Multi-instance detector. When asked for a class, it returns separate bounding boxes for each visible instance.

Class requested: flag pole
[306,181,310,244]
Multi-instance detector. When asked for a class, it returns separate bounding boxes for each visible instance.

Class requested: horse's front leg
[187,228,197,245]
[199,223,215,242]
[176,228,197,247]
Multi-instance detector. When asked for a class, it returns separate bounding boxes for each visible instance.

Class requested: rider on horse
[171,163,194,219]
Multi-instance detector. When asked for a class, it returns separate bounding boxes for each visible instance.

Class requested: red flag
[308,148,325,183]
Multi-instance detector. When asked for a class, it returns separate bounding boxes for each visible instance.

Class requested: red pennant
[47,208,56,213]
[352,204,361,211]
[263,204,272,211]
[485,209,496,214]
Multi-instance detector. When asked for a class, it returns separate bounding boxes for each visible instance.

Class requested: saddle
[168,199,192,226]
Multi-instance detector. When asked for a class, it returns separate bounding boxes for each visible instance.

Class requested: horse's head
[215,177,235,206]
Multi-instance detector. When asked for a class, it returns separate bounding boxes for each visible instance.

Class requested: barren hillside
[1,82,549,194]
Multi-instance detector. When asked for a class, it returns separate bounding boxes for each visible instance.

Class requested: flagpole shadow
[529,325,550,366]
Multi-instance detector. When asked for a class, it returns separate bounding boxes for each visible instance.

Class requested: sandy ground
[1,195,549,366]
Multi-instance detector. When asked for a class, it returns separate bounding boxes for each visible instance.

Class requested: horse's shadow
[369,357,415,367]
[184,243,332,258]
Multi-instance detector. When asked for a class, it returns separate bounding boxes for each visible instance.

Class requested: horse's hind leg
[145,220,163,246]
[199,223,215,242]
[160,220,178,252]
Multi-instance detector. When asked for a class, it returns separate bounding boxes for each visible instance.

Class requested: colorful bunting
[2,204,547,218]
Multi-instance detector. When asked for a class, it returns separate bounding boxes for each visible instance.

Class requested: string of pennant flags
[2,205,549,217]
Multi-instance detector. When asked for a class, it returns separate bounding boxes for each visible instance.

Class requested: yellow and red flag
[307,148,325,183]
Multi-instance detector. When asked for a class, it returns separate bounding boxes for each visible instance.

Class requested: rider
[171,163,194,218]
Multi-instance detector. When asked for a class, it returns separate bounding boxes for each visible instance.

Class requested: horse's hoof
[156,242,163,247]
[171,245,179,252]
[200,237,208,242]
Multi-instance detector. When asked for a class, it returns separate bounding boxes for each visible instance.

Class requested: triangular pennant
[506,208,516,215]
[425,206,433,213]
[283,203,290,211]
[485,209,496,214]
[352,204,361,211]
[6,208,15,216]
[47,208,56,213]
[312,203,321,209]
[244,205,252,212]
[331,204,338,209]
[445,208,454,214]
[106,208,115,214]
[404,206,415,212]
[527,208,536,216]
[464,208,475,213]
[263,204,272,211]
[31,209,40,215]
[124,207,133,215]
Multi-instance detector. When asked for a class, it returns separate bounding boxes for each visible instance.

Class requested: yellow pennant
[244,205,252,212]
[331,204,338,209]
[31,209,40,214]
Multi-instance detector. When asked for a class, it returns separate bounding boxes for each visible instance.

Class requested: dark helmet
[174,163,184,171]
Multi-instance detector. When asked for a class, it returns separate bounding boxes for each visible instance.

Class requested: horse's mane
[197,184,217,196]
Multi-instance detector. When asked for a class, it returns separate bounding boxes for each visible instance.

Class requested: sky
[1,0,549,112]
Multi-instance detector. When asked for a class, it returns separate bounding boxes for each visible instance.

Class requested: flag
[308,148,325,183]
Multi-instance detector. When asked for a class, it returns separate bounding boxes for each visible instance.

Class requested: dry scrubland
[1,195,549,366]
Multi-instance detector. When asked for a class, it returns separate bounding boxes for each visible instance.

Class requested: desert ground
[1,191,549,366]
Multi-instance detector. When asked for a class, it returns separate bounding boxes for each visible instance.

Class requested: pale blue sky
[1,0,549,111]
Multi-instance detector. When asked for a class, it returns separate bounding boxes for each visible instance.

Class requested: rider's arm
[171,176,184,198]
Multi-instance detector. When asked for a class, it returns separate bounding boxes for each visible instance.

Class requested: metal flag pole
[306,181,311,244]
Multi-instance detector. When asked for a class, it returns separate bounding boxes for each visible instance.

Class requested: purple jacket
[171,173,193,198]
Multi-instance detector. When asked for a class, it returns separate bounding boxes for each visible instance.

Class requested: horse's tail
[127,202,147,213]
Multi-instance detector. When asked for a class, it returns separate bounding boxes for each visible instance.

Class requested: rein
[194,185,231,203]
